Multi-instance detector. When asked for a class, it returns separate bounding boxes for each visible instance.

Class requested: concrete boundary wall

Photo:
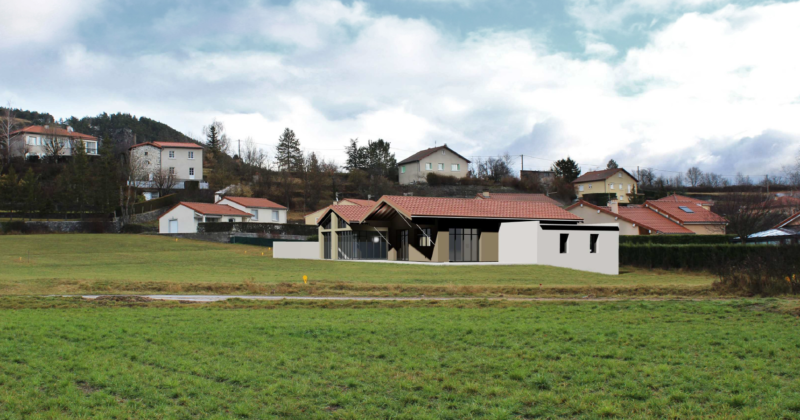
[274,242,320,260]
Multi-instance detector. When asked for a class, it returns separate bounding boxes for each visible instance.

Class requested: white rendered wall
[159,205,199,234]
[274,241,320,259]
[216,199,287,224]
[498,221,539,264]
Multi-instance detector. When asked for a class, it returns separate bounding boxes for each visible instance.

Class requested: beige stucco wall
[399,149,469,185]
[568,205,642,235]
[575,172,638,203]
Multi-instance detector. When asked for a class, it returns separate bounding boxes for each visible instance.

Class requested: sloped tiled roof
[319,205,375,224]
[174,202,253,216]
[655,194,712,205]
[220,196,286,210]
[573,168,638,183]
[372,196,580,221]
[770,196,800,208]
[130,141,203,150]
[645,201,727,224]
[566,200,693,234]
[475,193,560,206]
[398,145,471,165]
[340,198,377,206]
[11,126,97,140]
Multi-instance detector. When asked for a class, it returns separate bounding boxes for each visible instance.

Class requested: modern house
[398,145,471,185]
[567,200,694,235]
[644,200,727,234]
[304,198,377,225]
[159,202,252,233]
[288,195,619,274]
[215,196,288,224]
[475,192,561,206]
[573,168,639,204]
[128,141,207,199]
[9,125,99,159]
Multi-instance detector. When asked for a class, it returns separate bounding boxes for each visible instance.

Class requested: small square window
[578,185,584,192]
[401,166,406,174]
[609,183,615,190]
[425,163,432,170]
[144,151,148,156]
[590,234,599,254]
[588,184,592,189]
[438,163,444,171]
[169,167,175,175]
[188,151,194,159]
[451,164,460,171]
[559,234,569,254]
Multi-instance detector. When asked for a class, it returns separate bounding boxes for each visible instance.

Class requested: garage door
[169,220,178,233]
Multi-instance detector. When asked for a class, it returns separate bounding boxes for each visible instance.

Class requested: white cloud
[2,0,800,175]
[567,0,721,31]
[0,0,105,49]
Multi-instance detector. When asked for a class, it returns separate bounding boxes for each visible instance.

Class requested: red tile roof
[175,202,253,216]
[769,196,800,208]
[475,193,561,206]
[566,200,693,234]
[655,194,712,205]
[372,196,581,221]
[219,196,286,209]
[573,168,638,183]
[320,205,375,223]
[645,201,727,224]
[130,141,203,150]
[340,198,377,206]
[397,145,471,165]
[11,125,97,140]
[775,212,800,228]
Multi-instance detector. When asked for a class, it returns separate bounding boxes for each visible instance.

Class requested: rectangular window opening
[559,234,569,254]
[272,210,279,222]
[590,234,599,254]
[425,163,432,170]
[438,163,444,171]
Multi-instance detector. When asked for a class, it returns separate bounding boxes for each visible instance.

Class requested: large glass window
[449,228,479,262]
[337,231,388,260]
[419,228,432,247]
[338,217,348,229]
[323,232,331,259]
[397,230,409,261]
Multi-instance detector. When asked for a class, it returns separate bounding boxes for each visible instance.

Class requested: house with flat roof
[216,196,288,224]
[9,125,99,159]
[159,202,252,233]
[398,145,470,185]
[573,168,639,204]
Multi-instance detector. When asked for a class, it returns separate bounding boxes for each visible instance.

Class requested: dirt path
[79,294,722,302]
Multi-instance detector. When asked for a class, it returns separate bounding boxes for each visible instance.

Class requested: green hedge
[620,235,735,245]
[199,222,318,236]
[620,244,800,271]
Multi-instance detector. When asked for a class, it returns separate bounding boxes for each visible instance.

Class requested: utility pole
[238,139,241,158]
[520,155,524,177]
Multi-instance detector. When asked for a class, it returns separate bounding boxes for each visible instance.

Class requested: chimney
[483,191,490,198]
[609,199,619,214]
[67,126,74,132]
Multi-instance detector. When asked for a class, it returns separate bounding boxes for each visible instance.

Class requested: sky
[1,0,799,180]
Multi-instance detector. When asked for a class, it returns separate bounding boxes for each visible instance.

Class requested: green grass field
[0,234,715,296]
[1,299,799,419]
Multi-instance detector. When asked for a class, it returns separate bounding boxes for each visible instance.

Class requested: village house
[9,125,99,159]
[158,202,252,234]
[215,196,288,224]
[397,145,471,185]
[567,200,694,235]
[128,141,207,199]
[572,168,639,204]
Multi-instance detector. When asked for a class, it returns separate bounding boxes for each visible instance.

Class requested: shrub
[425,172,459,186]
[619,244,800,272]
[620,235,735,245]
[713,249,800,296]
[121,224,148,234]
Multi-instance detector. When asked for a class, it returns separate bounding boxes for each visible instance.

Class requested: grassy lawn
[1,299,799,419]
[0,234,715,296]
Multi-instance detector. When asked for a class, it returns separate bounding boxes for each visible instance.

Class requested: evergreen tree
[552,157,582,183]
[205,123,221,153]
[0,166,18,220]
[20,168,42,220]
[67,140,91,218]
[606,159,619,169]
[275,128,303,171]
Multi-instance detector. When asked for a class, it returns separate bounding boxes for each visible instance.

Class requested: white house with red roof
[215,196,288,224]
[567,200,694,235]
[128,141,207,199]
[299,195,620,274]
[9,125,99,159]
[158,202,253,233]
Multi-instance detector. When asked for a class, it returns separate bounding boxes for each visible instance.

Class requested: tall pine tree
[275,128,303,171]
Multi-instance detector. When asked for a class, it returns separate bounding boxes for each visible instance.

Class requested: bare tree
[0,104,18,166]
[151,168,178,198]
[42,126,67,161]
[714,191,785,243]
[685,167,703,187]
[638,168,655,187]
[700,172,727,188]
[242,137,267,168]
[120,150,148,224]
[735,172,753,186]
